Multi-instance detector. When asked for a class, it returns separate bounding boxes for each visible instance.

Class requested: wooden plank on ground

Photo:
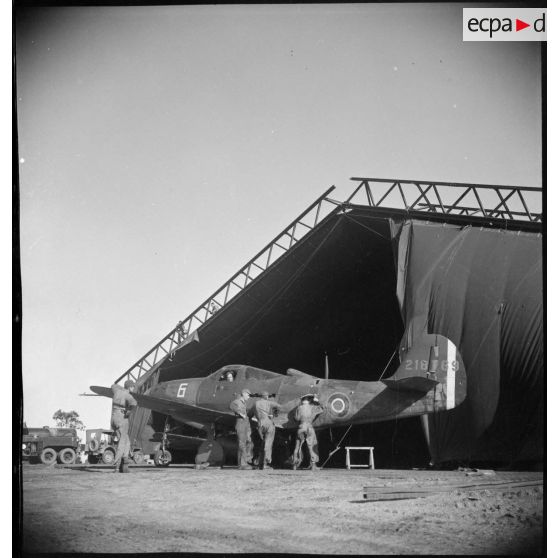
[363,479,542,501]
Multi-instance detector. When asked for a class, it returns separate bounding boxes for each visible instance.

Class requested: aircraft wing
[90,386,114,398]
[381,377,438,393]
[90,385,236,426]
[133,392,236,426]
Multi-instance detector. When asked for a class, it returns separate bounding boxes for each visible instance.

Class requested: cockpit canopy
[212,365,280,382]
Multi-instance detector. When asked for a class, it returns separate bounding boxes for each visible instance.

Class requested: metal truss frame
[347,177,542,223]
[114,177,542,387]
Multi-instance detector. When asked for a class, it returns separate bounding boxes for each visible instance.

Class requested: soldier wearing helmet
[110,379,137,473]
[255,391,282,469]
[229,388,254,470]
[292,394,324,471]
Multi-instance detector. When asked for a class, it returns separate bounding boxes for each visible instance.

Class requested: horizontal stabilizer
[382,376,438,394]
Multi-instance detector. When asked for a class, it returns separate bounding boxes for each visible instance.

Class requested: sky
[15,3,542,434]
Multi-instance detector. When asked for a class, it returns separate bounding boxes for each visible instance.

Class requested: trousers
[293,423,319,466]
[258,419,276,465]
[235,418,253,467]
[111,411,130,467]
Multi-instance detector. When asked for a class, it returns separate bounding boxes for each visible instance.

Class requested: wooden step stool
[345,446,375,470]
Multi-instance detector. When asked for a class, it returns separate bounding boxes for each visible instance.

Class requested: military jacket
[295,403,323,425]
[230,397,248,420]
[111,384,137,414]
[255,399,280,422]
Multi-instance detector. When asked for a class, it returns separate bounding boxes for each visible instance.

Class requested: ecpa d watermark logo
[463,8,546,41]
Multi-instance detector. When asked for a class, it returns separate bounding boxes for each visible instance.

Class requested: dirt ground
[19,463,543,555]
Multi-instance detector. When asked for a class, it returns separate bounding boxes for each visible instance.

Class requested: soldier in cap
[255,391,282,469]
[229,388,254,470]
[292,394,324,471]
[110,379,137,473]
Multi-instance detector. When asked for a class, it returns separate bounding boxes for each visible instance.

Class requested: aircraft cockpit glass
[219,370,237,382]
[244,367,278,380]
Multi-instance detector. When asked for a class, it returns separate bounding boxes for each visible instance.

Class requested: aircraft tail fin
[385,333,466,411]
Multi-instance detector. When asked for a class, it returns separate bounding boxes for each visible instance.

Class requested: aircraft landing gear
[154,449,172,467]
[154,419,172,467]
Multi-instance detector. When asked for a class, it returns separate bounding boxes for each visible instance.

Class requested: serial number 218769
[404,359,459,372]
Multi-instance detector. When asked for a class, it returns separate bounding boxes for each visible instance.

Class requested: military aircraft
[90,332,466,466]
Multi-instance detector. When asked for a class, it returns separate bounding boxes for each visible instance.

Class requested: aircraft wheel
[101,448,116,465]
[57,448,76,465]
[40,448,58,465]
[154,449,172,467]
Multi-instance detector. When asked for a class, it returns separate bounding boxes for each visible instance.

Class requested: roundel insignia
[327,393,350,418]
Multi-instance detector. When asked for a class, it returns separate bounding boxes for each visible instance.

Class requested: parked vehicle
[22,426,80,465]
[85,428,144,465]
[85,429,118,464]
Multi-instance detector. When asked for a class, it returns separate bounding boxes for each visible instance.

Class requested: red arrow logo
[516,19,530,31]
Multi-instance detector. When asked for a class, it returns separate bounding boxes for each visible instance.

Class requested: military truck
[85,428,144,465]
[85,429,119,464]
[22,426,80,465]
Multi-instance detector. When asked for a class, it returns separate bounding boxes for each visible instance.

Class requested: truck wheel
[154,449,172,467]
[58,448,76,465]
[87,454,99,464]
[40,448,57,465]
[102,448,115,464]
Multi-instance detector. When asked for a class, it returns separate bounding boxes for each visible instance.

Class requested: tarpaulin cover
[390,219,543,464]
[132,209,542,466]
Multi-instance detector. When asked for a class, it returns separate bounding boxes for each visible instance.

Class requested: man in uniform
[292,395,324,471]
[229,388,253,470]
[111,379,137,473]
[255,391,282,469]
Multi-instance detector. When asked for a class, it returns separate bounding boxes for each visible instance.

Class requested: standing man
[111,379,137,473]
[229,388,253,470]
[255,391,282,469]
[292,395,324,471]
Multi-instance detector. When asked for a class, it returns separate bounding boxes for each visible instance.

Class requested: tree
[52,409,85,431]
